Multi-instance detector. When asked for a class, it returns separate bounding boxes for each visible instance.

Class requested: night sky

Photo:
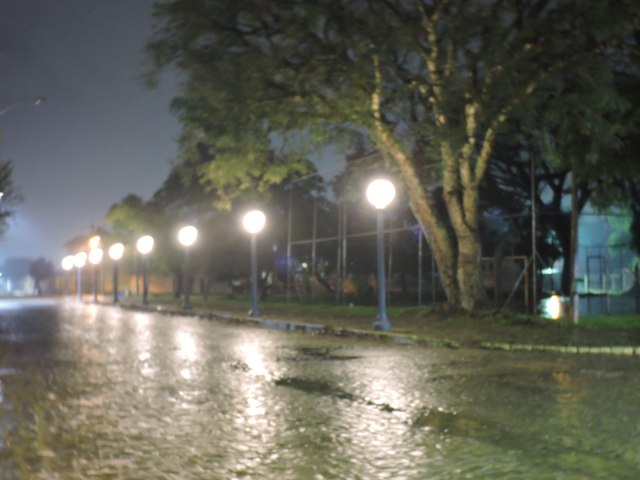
[0,0,181,266]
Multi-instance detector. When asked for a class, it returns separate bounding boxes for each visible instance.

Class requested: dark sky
[0,0,181,266]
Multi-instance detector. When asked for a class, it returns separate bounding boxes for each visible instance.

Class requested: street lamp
[178,225,198,310]
[88,247,103,303]
[61,255,75,296]
[0,96,45,117]
[136,235,154,306]
[242,210,266,317]
[366,178,396,331]
[108,243,125,304]
[89,235,101,250]
[74,252,87,302]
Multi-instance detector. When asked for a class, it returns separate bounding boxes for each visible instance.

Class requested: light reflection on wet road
[1,299,639,479]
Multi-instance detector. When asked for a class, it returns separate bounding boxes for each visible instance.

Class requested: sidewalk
[115,296,640,357]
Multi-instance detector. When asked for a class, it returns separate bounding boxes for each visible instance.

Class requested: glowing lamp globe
[74,252,87,268]
[108,243,125,261]
[548,293,562,320]
[88,248,104,265]
[89,235,101,250]
[242,210,266,234]
[366,179,396,210]
[61,255,75,271]
[136,235,154,255]
[178,225,198,247]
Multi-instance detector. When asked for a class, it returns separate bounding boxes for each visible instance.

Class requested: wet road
[1,299,639,479]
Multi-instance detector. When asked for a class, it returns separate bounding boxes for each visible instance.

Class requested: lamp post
[61,255,75,296]
[366,178,396,331]
[74,252,87,302]
[136,235,154,306]
[242,210,266,317]
[88,247,103,303]
[0,96,45,117]
[178,225,198,310]
[108,243,125,304]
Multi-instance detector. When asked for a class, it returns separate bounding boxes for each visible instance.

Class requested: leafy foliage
[147,0,638,310]
[105,194,159,241]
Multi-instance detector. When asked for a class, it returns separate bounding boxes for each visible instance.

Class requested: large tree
[148,0,636,310]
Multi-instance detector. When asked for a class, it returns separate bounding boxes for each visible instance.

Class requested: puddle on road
[274,375,397,413]
[276,345,361,362]
[275,376,358,401]
[2,302,639,479]
[412,407,488,436]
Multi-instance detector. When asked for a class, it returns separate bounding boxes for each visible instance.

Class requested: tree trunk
[560,248,573,295]
[173,271,183,298]
[456,230,484,311]
[569,161,579,320]
[376,136,460,308]
[371,59,461,309]
[376,125,460,308]
[635,265,640,314]
[545,212,572,294]
[371,55,489,311]
[372,131,492,311]
[441,137,485,311]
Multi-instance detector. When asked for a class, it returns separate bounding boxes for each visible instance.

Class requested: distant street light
[74,252,87,302]
[366,178,396,331]
[88,247,103,303]
[136,235,154,306]
[61,255,75,296]
[89,235,101,250]
[0,96,45,117]
[108,243,125,304]
[242,210,266,317]
[178,225,198,310]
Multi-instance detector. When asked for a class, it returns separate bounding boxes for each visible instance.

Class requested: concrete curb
[119,302,461,349]
[111,302,639,356]
[480,342,639,356]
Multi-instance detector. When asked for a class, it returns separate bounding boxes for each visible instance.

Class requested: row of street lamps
[61,178,397,330]
[61,210,268,316]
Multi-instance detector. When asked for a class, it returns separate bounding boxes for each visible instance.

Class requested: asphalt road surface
[1,299,639,479]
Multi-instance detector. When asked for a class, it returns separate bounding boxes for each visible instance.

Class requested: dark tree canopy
[148,0,638,310]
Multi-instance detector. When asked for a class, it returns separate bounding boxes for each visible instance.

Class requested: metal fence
[279,193,538,311]
[281,191,639,315]
[284,208,444,307]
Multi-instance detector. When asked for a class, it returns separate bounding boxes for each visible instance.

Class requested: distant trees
[484,48,640,294]
[1,257,30,288]
[485,131,595,295]
[28,257,54,295]
[105,194,157,242]
[105,159,331,297]
[0,161,21,238]
[147,0,637,311]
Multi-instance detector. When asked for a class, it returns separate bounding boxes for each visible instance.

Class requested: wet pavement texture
[1,299,639,479]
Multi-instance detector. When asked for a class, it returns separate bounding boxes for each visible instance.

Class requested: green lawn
[134,293,640,346]
[147,293,640,328]
[577,314,640,329]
